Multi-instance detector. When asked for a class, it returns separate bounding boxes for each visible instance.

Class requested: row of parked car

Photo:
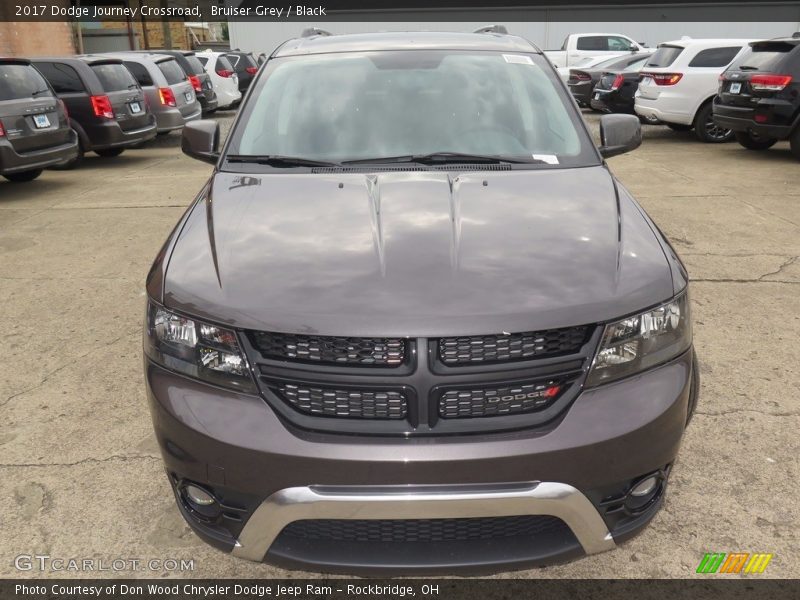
[566,34,800,158]
[0,48,258,182]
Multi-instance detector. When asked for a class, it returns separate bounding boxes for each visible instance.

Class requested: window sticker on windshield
[503,54,534,65]
[533,154,559,165]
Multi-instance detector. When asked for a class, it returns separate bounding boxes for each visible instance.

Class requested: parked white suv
[634,39,754,142]
[195,51,242,109]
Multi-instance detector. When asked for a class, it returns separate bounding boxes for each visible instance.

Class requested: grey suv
[144,30,698,574]
[0,58,78,182]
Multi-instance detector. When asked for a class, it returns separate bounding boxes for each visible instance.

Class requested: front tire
[694,102,733,143]
[95,148,124,158]
[735,131,777,150]
[3,169,43,183]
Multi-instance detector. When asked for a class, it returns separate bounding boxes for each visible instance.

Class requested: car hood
[162,166,674,337]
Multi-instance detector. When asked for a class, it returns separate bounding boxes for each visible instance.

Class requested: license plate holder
[729,82,742,94]
[33,114,50,129]
[129,101,141,114]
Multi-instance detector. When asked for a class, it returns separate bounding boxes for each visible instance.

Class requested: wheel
[694,102,733,143]
[95,148,124,158]
[667,123,692,132]
[3,169,43,183]
[734,131,777,151]
[789,126,800,161]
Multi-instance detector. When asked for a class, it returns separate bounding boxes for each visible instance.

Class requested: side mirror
[182,120,220,164]
[598,114,642,158]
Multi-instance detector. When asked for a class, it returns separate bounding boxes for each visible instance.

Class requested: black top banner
[1,0,799,22]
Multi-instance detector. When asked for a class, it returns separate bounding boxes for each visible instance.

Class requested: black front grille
[275,382,407,419]
[438,380,564,419]
[249,332,406,367]
[438,326,591,365]
[280,515,570,543]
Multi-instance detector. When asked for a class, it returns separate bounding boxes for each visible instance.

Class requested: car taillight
[216,69,233,78]
[641,72,683,86]
[90,95,114,119]
[750,74,793,91]
[0,120,5,137]
[245,66,258,75]
[158,87,176,107]
[611,74,625,90]
[57,98,70,127]
[188,75,202,92]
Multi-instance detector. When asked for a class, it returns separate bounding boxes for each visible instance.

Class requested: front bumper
[146,349,694,573]
[0,130,78,175]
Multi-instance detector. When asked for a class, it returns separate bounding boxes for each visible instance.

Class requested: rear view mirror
[598,114,642,158]
[182,120,220,164]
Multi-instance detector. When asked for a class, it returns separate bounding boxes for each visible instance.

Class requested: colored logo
[696,552,773,574]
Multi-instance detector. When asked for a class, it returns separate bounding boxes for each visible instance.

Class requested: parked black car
[224,50,258,93]
[590,61,647,115]
[714,37,800,158]
[31,56,157,167]
[0,58,78,182]
[145,30,698,574]
[568,53,650,107]
[136,50,218,115]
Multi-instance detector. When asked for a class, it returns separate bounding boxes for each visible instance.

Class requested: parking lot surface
[0,111,798,578]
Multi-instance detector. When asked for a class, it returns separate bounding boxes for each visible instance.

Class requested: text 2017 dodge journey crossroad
[144,29,698,574]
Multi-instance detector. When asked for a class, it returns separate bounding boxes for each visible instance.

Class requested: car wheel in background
[667,123,692,132]
[95,148,125,158]
[694,102,733,143]
[789,127,800,161]
[734,131,777,151]
[3,169,43,183]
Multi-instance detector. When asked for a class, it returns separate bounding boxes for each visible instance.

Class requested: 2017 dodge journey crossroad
[144,29,699,574]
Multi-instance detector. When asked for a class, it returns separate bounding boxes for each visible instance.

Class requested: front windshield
[226,50,597,167]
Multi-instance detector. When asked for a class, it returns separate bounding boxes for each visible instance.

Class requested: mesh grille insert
[439,326,590,365]
[439,381,564,418]
[280,515,570,543]
[250,332,406,367]
[275,383,407,419]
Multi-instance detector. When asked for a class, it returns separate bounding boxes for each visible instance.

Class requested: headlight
[144,301,257,393]
[586,292,692,387]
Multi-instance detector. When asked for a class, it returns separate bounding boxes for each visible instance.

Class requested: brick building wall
[0,22,76,57]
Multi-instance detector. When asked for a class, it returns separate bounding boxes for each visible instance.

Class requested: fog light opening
[630,476,659,498]
[625,472,664,513]
[180,482,221,520]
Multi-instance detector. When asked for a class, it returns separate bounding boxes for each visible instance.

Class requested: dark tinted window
[646,45,684,68]
[576,36,609,51]
[32,62,84,94]
[731,42,795,71]
[124,61,153,87]
[158,59,186,85]
[196,56,209,67]
[184,55,206,75]
[225,54,241,68]
[0,63,53,101]
[216,56,234,72]
[688,46,742,68]
[91,63,137,91]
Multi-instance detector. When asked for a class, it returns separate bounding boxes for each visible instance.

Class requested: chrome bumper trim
[231,481,615,562]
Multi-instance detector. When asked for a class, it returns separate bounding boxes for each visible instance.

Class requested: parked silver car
[103,52,201,134]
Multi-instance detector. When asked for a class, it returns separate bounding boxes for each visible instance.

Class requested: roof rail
[301,28,332,38]
[473,25,508,35]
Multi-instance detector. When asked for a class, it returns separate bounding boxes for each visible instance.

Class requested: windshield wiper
[31,88,51,97]
[226,154,342,168]
[342,152,545,166]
